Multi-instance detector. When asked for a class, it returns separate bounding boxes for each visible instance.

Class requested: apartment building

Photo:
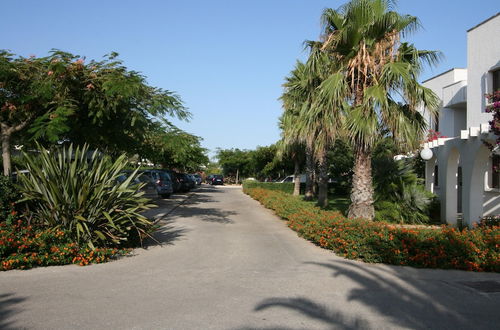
[420,13,500,226]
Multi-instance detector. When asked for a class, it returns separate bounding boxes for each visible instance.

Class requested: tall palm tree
[318,0,440,219]
[281,61,319,201]
[276,125,303,196]
[281,45,342,207]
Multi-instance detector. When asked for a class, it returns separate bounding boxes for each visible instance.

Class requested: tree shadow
[0,293,26,329]
[143,218,188,248]
[247,260,500,329]
[169,189,238,224]
[172,205,237,224]
[303,260,499,329]
[248,297,368,330]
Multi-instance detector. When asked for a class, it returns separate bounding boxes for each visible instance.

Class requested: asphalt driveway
[1,185,499,329]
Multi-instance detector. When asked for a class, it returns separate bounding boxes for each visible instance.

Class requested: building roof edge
[421,68,466,84]
[467,12,500,32]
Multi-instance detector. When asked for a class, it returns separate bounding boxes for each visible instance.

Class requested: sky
[1,0,499,158]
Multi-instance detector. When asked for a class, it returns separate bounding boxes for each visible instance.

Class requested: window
[493,70,500,92]
[493,155,500,189]
[434,165,439,187]
[434,116,439,132]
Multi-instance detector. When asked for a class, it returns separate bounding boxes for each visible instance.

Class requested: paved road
[1,186,500,329]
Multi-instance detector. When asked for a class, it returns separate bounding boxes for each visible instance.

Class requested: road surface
[1,185,499,329]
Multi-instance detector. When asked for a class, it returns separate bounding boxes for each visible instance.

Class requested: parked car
[190,173,202,185]
[186,174,196,189]
[117,170,158,198]
[161,170,182,192]
[138,170,174,198]
[280,174,306,183]
[208,174,224,185]
[172,172,191,192]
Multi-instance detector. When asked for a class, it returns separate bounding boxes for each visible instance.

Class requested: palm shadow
[0,293,26,329]
[248,297,368,330]
[248,260,500,329]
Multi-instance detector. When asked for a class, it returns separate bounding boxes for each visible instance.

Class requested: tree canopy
[0,50,206,174]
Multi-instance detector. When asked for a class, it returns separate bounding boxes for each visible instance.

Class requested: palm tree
[281,61,318,201]
[281,45,342,207]
[318,0,440,219]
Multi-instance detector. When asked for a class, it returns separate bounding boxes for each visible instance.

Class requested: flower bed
[244,187,500,272]
[1,220,129,271]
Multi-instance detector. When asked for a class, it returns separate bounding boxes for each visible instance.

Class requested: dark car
[138,170,174,198]
[186,174,197,189]
[161,170,182,192]
[208,174,224,185]
[172,172,191,192]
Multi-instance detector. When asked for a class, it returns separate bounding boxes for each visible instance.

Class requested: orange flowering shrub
[1,220,129,271]
[244,187,500,272]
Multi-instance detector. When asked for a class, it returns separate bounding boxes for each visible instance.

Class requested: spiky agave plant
[18,144,156,249]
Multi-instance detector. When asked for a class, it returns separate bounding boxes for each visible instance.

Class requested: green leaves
[17,144,155,249]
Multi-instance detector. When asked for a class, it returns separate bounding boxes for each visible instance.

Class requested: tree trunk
[293,158,300,196]
[304,142,314,201]
[1,120,31,176]
[1,127,12,176]
[348,148,375,220]
[317,154,329,208]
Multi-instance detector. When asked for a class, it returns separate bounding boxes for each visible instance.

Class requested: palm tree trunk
[348,148,375,220]
[317,154,329,208]
[304,142,314,201]
[293,158,300,196]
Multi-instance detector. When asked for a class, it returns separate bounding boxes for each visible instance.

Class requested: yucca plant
[17,144,156,248]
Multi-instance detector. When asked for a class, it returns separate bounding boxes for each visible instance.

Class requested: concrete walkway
[1,186,499,329]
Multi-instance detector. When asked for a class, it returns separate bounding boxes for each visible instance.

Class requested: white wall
[466,14,500,128]
[422,69,468,137]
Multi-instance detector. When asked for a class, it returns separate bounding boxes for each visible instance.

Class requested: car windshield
[214,175,223,179]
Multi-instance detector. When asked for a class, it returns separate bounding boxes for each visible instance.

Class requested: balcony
[442,80,467,108]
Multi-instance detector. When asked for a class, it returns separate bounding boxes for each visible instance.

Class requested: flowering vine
[485,91,500,150]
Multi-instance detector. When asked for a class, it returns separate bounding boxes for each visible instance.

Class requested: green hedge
[244,186,500,272]
[243,181,296,194]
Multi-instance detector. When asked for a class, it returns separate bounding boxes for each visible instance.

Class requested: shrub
[243,180,296,194]
[244,186,500,272]
[1,220,128,271]
[478,215,500,228]
[17,144,155,249]
[0,175,19,224]
[373,157,435,224]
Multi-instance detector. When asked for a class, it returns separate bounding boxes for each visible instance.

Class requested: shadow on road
[0,293,26,329]
[246,259,499,329]
[170,188,238,224]
[172,201,237,224]
[144,218,188,248]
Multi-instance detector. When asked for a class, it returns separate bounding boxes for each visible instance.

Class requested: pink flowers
[427,129,447,142]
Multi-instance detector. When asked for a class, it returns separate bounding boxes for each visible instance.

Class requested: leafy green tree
[216,148,253,178]
[0,50,189,175]
[142,124,208,172]
[318,0,440,219]
[0,51,55,175]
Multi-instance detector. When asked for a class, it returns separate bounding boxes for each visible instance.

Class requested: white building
[421,13,500,226]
